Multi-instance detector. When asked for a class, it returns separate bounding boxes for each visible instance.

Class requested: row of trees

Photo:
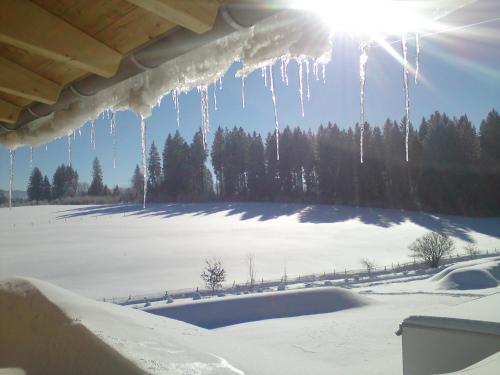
[208,110,500,215]
[27,158,117,202]
[130,130,214,201]
[26,109,499,215]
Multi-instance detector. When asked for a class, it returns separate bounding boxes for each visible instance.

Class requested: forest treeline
[23,109,500,216]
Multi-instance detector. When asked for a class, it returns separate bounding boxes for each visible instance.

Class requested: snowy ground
[3,257,499,374]
[1,203,500,299]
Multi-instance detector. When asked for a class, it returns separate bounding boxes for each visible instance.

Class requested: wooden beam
[0,98,22,124]
[0,57,61,104]
[127,0,220,34]
[0,0,122,78]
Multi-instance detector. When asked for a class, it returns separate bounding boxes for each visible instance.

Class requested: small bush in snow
[200,257,226,295]
[277,284,286,291]
[324,280,333,286]
[464,243,480,258]
[360,258,375,277]
[409,231,455,268]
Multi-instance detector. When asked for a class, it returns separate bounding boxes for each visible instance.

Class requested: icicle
[67,132,72,166]
[261,66,268,87]
[140,117,147,209]
[30,147,33,169]
[9,149,15,210]
[298,60,304,117]
[45,144,48,151]
[198,86,210,150]
[284,57,289,86]
[269,64,280,161]
[322,64,326,84]
[415,33,420,85]
[218,77,223,90]
[213,81,218,111]
[90,120,96,149]
[305,59,311,101]
[78,128,81,137]
[241,76,245,109]
[313,61,319,81]
[73,131,76,140]
[359,43,369,164]
[280,57,285,82]
[110,112,117,168]
[172,88,180,128]
[402,34,410,162]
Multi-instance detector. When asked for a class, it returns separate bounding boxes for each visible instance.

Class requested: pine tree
[41,175,51,201]
[164,131,190,199]
[88,157,104,196]
[27,167,44,203]
[189,130,211,198]
[131,164,144,201]
[52,165,78,199]
[147,141,162,200]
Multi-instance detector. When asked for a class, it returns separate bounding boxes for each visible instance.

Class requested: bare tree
[360,258,375,277]
[409,231,455,268]
[247,253,256,291]
[201,258,226,295]
[464,243,480,258]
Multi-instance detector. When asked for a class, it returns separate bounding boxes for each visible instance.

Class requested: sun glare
[292,0,442,37]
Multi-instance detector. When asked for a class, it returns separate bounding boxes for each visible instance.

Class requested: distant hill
[0,190,27,200]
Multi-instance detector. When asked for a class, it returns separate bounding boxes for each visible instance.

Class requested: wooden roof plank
[0,98,22,124]
[0,56,61,105]
[0,0,123,78]
[127,0,220,34]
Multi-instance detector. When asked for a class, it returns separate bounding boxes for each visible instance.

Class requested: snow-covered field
[1,203,500,299]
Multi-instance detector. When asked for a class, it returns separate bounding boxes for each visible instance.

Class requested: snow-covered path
[1,203,499,299]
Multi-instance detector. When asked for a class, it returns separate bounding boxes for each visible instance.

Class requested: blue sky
[1,15,499,191]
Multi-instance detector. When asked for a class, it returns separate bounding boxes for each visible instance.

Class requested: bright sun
[291,0,448,37]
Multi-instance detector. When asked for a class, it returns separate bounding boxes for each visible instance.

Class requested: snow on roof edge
[0,11,331,150]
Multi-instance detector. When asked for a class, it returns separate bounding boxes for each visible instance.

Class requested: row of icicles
[6,33,420,210]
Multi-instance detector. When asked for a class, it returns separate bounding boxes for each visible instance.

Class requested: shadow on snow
[55,202,500,243]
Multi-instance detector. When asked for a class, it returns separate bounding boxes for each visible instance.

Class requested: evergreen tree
[27,167,44,203]
[247,132,266,200]
[189,130,212,198]
[41,175,51,201]
[164,131,190,199]
[88,157,104,196]
[479,109,500,214]
[52,165,78,199]
[147,141,162,200]
[131,164,144,201]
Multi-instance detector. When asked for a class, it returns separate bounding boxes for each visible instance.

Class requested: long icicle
[269,63,280,161]
[140,117,147,209]
[415,33,420,85]
[67,132,72,166]
[298,60,304,117]
[359,43,369,164]
[172,88,180,128]
[90,120,96,149]
[213,81,218,111]
[402,34,410,162]
[110,112,117,168]
[199,86,210,150]
[9,149,15,210]
[305,59,311,101]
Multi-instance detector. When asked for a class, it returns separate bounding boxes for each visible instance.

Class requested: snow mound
[0,277,244,375]
[145,287,370,329]
[432,258,500,290]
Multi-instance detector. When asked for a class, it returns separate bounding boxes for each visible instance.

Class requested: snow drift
[0,277,244,375]
[145,288,370,329]
[431,258,500,290]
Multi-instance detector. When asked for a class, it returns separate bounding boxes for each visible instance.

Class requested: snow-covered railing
[111,250,499,306]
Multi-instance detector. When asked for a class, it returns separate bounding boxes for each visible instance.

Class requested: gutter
[0,2,278,134]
